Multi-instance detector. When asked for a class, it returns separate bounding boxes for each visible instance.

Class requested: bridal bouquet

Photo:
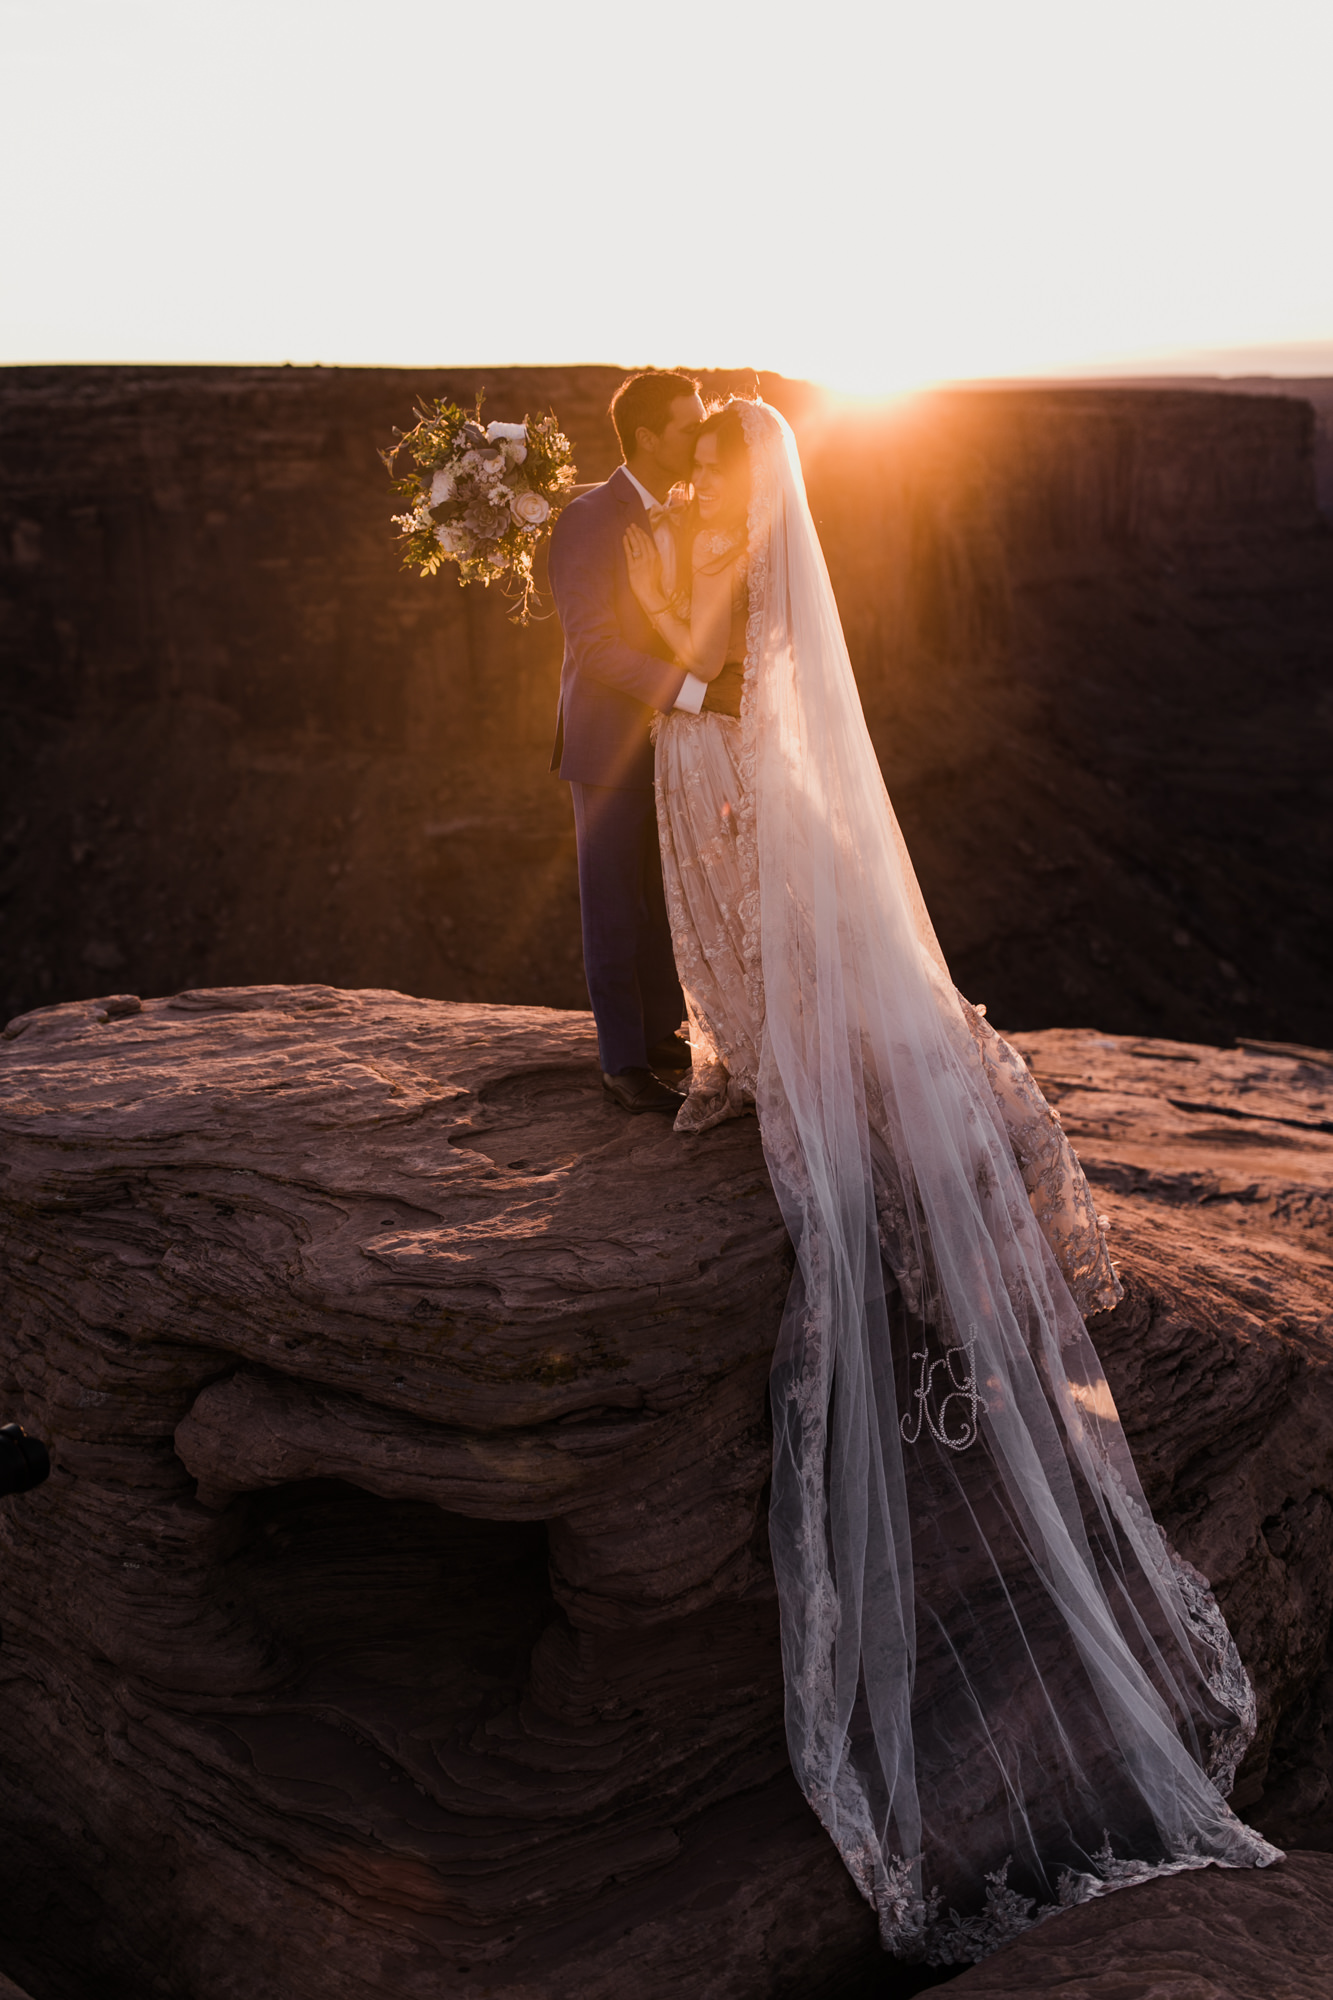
[383,396,576,623]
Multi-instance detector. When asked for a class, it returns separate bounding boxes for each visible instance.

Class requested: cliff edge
[1,989,1331,1998]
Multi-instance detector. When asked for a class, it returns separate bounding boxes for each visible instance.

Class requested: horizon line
[3,339,1333,391]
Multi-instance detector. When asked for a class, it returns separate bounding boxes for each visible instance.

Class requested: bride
[622,398,1279,1964]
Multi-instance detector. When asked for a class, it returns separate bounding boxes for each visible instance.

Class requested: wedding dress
[653,401,1278,1965]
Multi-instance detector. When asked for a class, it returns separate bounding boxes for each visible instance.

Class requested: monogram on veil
[642,396,1278,1964]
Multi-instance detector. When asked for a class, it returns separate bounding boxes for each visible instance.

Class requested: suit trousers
[569,780,684,1076]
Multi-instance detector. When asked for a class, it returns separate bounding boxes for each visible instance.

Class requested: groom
[549,370,743,1114]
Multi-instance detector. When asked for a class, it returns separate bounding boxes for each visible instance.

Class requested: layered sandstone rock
[945,1848,1333,1999]
[0,989,1331,1998]
[1,366,1330,1050]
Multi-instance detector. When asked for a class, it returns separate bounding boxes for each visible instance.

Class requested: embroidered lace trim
[650,398,1276,1968]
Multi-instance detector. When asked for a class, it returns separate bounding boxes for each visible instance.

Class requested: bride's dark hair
[695,400,752,528]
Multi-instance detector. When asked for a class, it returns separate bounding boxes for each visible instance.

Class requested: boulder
[0,989,1330,1998]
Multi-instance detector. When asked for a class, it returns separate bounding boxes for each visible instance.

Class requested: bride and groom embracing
[547,372,1278,1962]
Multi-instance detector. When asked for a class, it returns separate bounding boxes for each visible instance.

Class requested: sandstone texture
[944,1849,1333,1999]
[0,990,1331,1999]
[1,366,1331,1051]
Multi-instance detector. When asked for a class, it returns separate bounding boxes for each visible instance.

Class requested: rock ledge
[0,989,1331,1999]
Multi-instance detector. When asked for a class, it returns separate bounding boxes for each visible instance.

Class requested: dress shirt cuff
[673,673,707,715]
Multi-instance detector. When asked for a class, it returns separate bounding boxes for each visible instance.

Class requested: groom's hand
[701,661,744,718]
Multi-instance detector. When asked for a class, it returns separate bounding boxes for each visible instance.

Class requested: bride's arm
[623,524,734,681]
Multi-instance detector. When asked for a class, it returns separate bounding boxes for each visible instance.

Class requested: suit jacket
[547,467,687,789]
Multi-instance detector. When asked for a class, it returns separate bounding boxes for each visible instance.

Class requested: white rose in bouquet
[487,424,528,466]
[384,395,576,622]
[510,490,550,528]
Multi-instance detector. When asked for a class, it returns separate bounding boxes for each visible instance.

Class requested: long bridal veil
[732,401,1277,1962]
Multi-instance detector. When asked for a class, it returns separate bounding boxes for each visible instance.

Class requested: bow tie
[648,503,677,531]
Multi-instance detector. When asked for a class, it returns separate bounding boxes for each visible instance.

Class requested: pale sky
[2,0,1331,396]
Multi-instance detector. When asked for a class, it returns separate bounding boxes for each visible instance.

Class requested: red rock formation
[1087,370,1333,515]
[944,1848,1333,1998]
[1,366,1330,1048]
[1,990,1331,1997]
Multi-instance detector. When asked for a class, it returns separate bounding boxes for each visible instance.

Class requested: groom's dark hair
[610,371,700,460]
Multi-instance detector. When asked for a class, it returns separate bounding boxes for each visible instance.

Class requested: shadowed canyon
[1,364,1331,1047]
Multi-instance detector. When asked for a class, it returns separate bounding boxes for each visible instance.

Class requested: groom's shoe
[646,1031,691,1076]
[602,1067,684,1115]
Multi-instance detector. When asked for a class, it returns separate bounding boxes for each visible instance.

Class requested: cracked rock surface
[0,989,1331,1999]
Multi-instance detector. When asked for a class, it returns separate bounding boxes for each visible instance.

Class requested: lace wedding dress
[653,401,1278,1966]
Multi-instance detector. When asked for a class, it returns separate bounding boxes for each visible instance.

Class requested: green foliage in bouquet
[381,394,577,624]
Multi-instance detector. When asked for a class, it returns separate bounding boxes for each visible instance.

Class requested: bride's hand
[623,523,667,614]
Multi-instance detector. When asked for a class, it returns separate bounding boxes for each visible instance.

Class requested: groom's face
[651,392,706,481]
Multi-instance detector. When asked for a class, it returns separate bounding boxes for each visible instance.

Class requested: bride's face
[693,434,741,527]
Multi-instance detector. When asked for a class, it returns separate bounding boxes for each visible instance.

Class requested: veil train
[727,400,1277,1963]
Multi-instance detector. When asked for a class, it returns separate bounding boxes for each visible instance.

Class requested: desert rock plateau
[1,366,1332,1996]
[1,987,1332,1998]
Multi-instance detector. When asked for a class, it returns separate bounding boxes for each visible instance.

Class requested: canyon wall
[1089,373,1333,515]
[1,365,1330,1047]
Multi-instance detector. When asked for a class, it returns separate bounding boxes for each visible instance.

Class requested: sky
[2,0,1331,397]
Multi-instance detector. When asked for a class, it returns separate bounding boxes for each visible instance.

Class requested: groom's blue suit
[548,468,686,1075]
